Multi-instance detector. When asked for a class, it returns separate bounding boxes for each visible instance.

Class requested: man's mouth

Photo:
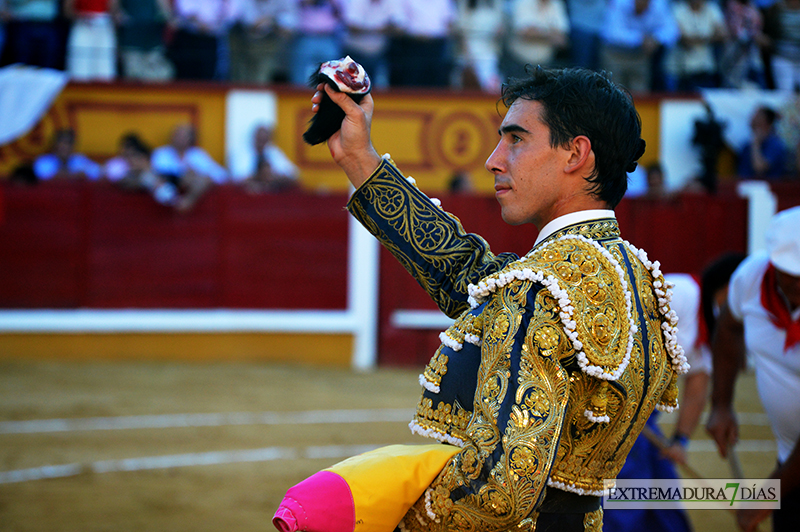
[494,182,511,196]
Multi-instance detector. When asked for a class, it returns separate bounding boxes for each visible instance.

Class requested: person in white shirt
[670,0,728,92]
[707,206,800,532]
[661,254,746,464]
[340,0,394,89]
[503,0,569,79]
[151,123,228,212]
[454,0,505,92]
[63,0,120,82]
[34,128,101,180]
[232,124,300,193]
[389,0,456,87]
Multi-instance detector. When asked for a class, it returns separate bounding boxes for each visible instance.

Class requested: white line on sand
[0,444,383,484]
[0,409,416,435]
[0,410,770,436]
[0,440,777,485]
[0,409,776,484]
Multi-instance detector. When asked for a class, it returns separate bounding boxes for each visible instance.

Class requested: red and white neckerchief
[760,263,800,352]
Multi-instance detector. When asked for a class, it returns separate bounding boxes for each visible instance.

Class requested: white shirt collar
[534,209,616,246]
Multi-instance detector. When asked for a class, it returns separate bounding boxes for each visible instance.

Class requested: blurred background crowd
[0,0,798,93]
[1,0,799,206]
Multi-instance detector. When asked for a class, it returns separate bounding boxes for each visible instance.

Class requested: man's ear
[564,135,594,176]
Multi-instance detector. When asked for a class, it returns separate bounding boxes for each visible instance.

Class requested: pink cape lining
[272,470,356,532]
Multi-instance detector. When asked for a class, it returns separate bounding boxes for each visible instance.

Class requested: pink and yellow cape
[273,443,459,532]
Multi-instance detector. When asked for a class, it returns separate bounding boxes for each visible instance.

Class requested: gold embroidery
[659,371,680,410]
[583,508,603,532]
[587,380,609,419]
[401,287,571,531]
[549,243,674,494]
[475,237,632,377]
[413,396,472,443]
[422,312,485,389]
[352,161,679,525]
[422,346,449,389]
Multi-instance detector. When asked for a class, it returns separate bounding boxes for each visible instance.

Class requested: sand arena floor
[0,361,777,531]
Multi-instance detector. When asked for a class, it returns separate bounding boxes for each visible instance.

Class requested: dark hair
[500,66,644,208]
[757,106,778,126]
[700,252,747,337]
[120,132,151,157]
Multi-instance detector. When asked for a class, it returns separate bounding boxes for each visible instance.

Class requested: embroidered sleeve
[400,283,571,531]
[347,158,519,318]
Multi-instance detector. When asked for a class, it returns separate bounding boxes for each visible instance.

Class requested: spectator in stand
[601,0,680,92]
[447,169,476,193]
[227,0,295,84]
[117,0,174,81]
[670,0,728,91]
[103,132,137,183]
[502,0,569,79]
[34,128,101,180]
[777,92,800,174]
[63,0,120,81]
[737,105,788,179]
[232,124,300,193]
[642,162,674,199]
[3,0,64,70]
[340,0,394,89]
[565,0,607,72]
[104,133,179,205]
[453,0,505,92]
[287,0,343,86]
[151,123,228,211]
[707,207,800,532]
[720,0,770,88]
[167,0,232,80]
[764,0,800,91]
[389,0,456,87]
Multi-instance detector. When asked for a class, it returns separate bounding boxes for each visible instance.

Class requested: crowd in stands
[2,0,799,200]
[13,124,300,212]
[0,0,798,93]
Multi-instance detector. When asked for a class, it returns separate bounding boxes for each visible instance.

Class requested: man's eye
[512,135,522,144]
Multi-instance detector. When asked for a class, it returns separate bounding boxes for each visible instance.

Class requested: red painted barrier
[4,180,798,367]
[0,182,350,310]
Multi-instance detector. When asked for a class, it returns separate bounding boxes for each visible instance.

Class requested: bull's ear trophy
[303,56,372,146]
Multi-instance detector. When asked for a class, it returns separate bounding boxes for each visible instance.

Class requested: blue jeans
[290,34,342,86]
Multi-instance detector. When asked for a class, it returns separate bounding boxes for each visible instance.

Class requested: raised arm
[311,83,518,316]
[311,83,381,189]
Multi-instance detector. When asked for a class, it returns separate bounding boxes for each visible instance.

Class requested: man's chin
[499,210,527,226]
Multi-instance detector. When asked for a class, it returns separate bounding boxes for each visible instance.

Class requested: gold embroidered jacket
[347,159,686,531]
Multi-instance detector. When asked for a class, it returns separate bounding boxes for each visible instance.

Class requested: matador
[316,65,689,531]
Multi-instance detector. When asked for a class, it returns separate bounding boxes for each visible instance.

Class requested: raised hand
[311,83,381,189]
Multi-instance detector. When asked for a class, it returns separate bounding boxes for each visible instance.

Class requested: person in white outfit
[707,206,800,532]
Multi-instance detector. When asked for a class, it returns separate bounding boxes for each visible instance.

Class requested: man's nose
[485,144,504,174]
